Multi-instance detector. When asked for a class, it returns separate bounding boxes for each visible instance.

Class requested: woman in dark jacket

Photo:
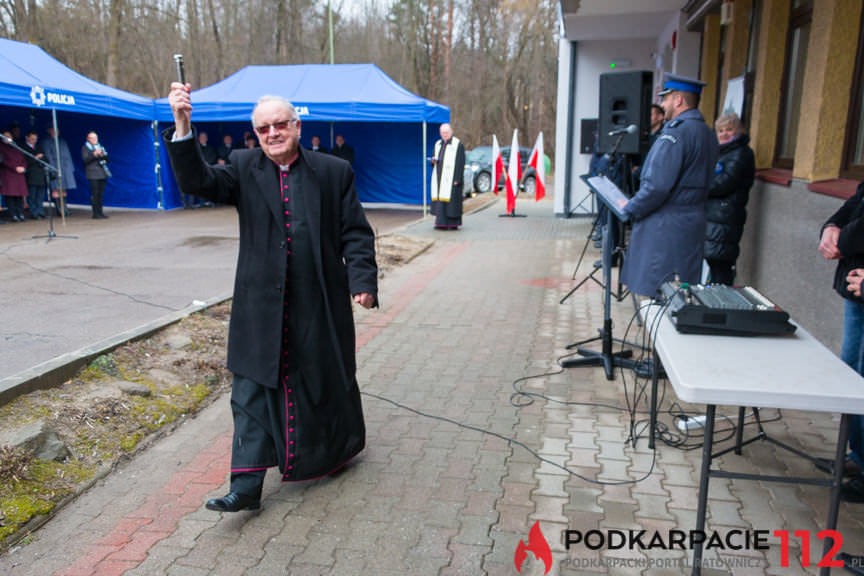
[0,129,29,222]
[704,113,755,285]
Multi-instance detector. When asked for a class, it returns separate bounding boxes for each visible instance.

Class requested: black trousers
[229,375,280,497]
[5,196,24,219]
[88,179,106,216]
[706,259,736,285]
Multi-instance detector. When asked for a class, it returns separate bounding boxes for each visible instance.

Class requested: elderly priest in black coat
[164,82,378,512]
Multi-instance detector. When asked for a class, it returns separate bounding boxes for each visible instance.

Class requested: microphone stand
[560,133,640,380]
[2,135,77,242]
[560,131,628,304]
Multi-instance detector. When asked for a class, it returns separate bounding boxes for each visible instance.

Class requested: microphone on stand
[605,124,638,159]
[608,124,638,137]
[0,133,13,145]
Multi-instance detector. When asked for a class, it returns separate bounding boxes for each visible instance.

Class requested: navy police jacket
[621,108,718,296]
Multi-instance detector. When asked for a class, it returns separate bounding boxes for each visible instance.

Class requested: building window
[774,0,812,169]
[741,0,761,126]
[842,6,864,180]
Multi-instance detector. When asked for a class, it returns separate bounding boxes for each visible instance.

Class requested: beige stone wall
[794,0,862,181]
[737,179,845,352]
[749,0,791,169]
[700,13,722,127]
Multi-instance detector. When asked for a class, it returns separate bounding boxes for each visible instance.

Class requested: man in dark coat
[619,74,718,297]
[82,131,111,219]
[309,135,328,153]
[23,130,47,219]
[819,181,864,505]
[165,83,378,512]
[704,113,755,285]
[429,123,465,229]
[330,134,354,165]
[216,133,234,165]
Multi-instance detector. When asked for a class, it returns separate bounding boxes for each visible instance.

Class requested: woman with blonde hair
[704,113,755,285]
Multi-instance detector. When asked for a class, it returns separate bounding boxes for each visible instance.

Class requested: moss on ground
[0,303,233,552]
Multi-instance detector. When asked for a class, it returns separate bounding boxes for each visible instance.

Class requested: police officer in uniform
[618,74,719,297]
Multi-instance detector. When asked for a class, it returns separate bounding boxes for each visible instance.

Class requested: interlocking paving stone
[633,492,675,521]
[0,199,854,575]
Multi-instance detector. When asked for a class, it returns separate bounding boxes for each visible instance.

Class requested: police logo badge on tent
[30,85,46,106]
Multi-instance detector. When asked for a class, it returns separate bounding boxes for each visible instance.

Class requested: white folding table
[643,303,864,575]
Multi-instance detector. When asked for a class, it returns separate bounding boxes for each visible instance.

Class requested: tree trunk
[445,0,452,101]
[206,0,223,79]
[105,0,124,85]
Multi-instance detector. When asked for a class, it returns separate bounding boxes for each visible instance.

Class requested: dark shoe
[205,491,260,512]
[840,475,864,503]
[839,552,864,575]
[815,456,862,477]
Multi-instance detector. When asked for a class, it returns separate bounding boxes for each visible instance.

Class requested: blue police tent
[0,38,159,209]
[155,63,449,207]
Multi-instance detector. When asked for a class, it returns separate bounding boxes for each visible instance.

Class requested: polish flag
[505,129,520,214]
[492,134,504,196]
[528,131,546,201]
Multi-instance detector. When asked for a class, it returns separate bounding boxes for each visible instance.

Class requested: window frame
[773,1,813,170]
[840,6,864,180]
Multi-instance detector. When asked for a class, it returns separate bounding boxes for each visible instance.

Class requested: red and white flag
[528,131,546,201]
[505,129,520,214]
[492,134,504,196]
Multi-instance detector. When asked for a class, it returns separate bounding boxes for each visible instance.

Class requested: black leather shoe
[205,491,261,512]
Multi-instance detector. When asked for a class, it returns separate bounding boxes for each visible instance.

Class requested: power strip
[677,415,707,431]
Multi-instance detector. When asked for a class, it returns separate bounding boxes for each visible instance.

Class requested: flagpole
[500,128,526,218]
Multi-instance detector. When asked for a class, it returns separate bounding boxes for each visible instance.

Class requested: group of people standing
[613,74,754,296]
[0,123,111,221]
[183,130,355,210]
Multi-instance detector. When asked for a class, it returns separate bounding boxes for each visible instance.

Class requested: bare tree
[105,0,124,85]
[0,0,559,153]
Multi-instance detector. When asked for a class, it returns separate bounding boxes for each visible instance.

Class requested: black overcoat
[704,135,755,262]
[162,128,378,390]
[824,181,864,302]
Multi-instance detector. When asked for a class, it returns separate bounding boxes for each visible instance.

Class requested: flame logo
[514,520,552,574]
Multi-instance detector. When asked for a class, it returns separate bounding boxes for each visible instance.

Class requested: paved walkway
[1,197,862,575]
[0,206,419,386]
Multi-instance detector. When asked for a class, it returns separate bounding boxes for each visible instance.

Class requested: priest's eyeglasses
[254,118,297,136]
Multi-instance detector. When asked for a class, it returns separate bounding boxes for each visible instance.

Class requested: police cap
[658,73,707,96]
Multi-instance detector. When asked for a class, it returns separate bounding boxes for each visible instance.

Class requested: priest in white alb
[430,123,465,229]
